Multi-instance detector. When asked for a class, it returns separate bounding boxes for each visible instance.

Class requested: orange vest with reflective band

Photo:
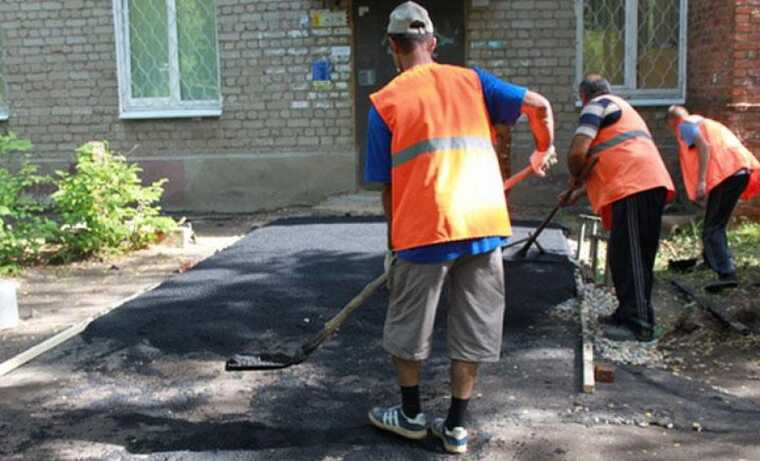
[676,115,760,202]
[370,63,511,251]
[584,95,675,229]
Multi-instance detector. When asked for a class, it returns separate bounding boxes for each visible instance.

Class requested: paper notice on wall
[310,9,348,28]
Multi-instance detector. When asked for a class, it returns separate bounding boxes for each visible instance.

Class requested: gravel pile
[548,270,666,367]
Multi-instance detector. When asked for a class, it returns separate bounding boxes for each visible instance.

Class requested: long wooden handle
[304,271,388,352]
[503,165,534,191]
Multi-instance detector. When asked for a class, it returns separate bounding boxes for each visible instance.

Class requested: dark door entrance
[353,1,466,186]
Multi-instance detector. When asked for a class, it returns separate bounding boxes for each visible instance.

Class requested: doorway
[352,1,466,186]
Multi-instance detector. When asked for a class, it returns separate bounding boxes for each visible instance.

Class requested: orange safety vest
[584,95,675,229]
[370,63,511,251]
[676,115,760,202]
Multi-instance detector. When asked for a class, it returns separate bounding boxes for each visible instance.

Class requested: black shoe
[604,324,655,342]
[705,273,739,293]
[598,313,622,327]
[604,325,637,341]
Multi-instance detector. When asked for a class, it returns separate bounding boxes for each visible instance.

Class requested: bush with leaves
[0,133,56,275]
[52,142,176,260]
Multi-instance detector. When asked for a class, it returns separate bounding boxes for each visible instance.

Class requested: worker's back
[370,63,510,251]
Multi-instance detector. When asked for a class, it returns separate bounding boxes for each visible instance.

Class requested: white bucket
[0,280,19,330]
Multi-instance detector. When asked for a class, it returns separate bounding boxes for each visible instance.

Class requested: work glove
[384,250,395,274]
[530,146,558,177]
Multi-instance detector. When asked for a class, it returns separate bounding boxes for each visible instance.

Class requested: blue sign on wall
[311,58,332,82]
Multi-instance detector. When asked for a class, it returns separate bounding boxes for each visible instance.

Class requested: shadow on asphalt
[5,217,760,459]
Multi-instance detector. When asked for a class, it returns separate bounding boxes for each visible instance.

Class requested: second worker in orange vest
[666,106,760,292]
[564,74,675,342]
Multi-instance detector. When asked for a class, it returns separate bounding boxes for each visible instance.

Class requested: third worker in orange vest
[666,106,760,292]
[364,1,556,454]
[564,74,675,342]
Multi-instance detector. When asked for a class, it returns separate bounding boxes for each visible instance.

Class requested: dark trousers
[703,173,750,277]
[609,187,667,333]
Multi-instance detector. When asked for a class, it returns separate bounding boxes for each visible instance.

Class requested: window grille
[576,0,687,105]
[113,0,222,119]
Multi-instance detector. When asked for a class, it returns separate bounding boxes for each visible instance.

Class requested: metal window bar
[576,0,687,104]
[113,0,222,118]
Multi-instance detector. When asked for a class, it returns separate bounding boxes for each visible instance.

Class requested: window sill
[575,96,685,109]
[0,112,8,121]
[119,108,222,120]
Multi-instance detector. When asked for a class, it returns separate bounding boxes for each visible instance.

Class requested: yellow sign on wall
[310,9,348,28]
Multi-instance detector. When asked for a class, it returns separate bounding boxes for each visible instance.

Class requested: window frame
[0,33,8,121]
[575,0,688,106]
[112,0,223,120]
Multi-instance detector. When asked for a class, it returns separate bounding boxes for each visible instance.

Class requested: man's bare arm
[567,134,594,178]
[694,131,711,196]
[521,91,554,152]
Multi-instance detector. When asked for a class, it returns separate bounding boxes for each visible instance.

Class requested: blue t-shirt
[364,67,527,263]
[679,121,700,148]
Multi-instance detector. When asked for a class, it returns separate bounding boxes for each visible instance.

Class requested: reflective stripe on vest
[588,130,653,156]
[583,94,675,230]
[392,136,494,168]
[370,63,511,251]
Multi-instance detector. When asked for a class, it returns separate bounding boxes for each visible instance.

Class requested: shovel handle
[303,271,388,352]
[503,166,535,192]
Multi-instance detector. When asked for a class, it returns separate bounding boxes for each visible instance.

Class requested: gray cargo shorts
[383,247,505,363]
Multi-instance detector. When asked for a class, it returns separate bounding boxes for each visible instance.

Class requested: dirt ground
[1,194,758,460]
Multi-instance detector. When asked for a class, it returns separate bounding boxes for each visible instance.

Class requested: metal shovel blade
[225,350,304,371]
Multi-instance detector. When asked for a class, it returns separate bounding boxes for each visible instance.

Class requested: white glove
[530,146,558,177]
[384,250,395,274]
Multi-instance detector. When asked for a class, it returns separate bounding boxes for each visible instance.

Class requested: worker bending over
[564,74,675,342]
[363,1,555,454]
[666,106,760,292]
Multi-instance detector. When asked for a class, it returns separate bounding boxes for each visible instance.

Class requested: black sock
[445,397,469,430]
[400,385,421,418]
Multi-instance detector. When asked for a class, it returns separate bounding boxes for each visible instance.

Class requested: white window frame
[0,82,7,121]
[0,35,8,121]
[112,0,223,119]
[575,0,688,106]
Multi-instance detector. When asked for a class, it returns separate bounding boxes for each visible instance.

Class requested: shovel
[516,156,600,258]
[225,271,388,371]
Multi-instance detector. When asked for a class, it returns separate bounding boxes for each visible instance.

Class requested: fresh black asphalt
[3,216,760,460]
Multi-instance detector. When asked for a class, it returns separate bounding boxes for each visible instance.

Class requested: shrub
[0,133,56,275]
[52,142,176,260]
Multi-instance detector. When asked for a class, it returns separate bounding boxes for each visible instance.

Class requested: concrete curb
[0,281,163,377]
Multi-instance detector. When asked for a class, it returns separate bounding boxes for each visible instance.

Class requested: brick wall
[689,0,760,217]
[0,0,356,212]
[467,0,678,208]
[2,0,750,215]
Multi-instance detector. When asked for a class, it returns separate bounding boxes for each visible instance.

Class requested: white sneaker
[368,404,428,440]
[430,417,468,454]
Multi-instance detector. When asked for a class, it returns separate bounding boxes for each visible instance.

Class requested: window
[113,0,222,119]
[576,0,687,105]
[0,32,8,121]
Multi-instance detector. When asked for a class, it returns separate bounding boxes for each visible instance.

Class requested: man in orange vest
[564,74,675,342]
[666,106,760,291]
[363,2,556,454]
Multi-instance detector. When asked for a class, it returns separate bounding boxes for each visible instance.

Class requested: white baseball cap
[387,1,434,35]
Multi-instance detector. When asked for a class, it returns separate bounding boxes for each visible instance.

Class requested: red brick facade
[688,0,760,216]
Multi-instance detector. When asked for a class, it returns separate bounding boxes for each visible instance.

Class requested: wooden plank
[670,279,750,335]
[579,293,595,394]
[582,340,595,394]
[0,281,162,377]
